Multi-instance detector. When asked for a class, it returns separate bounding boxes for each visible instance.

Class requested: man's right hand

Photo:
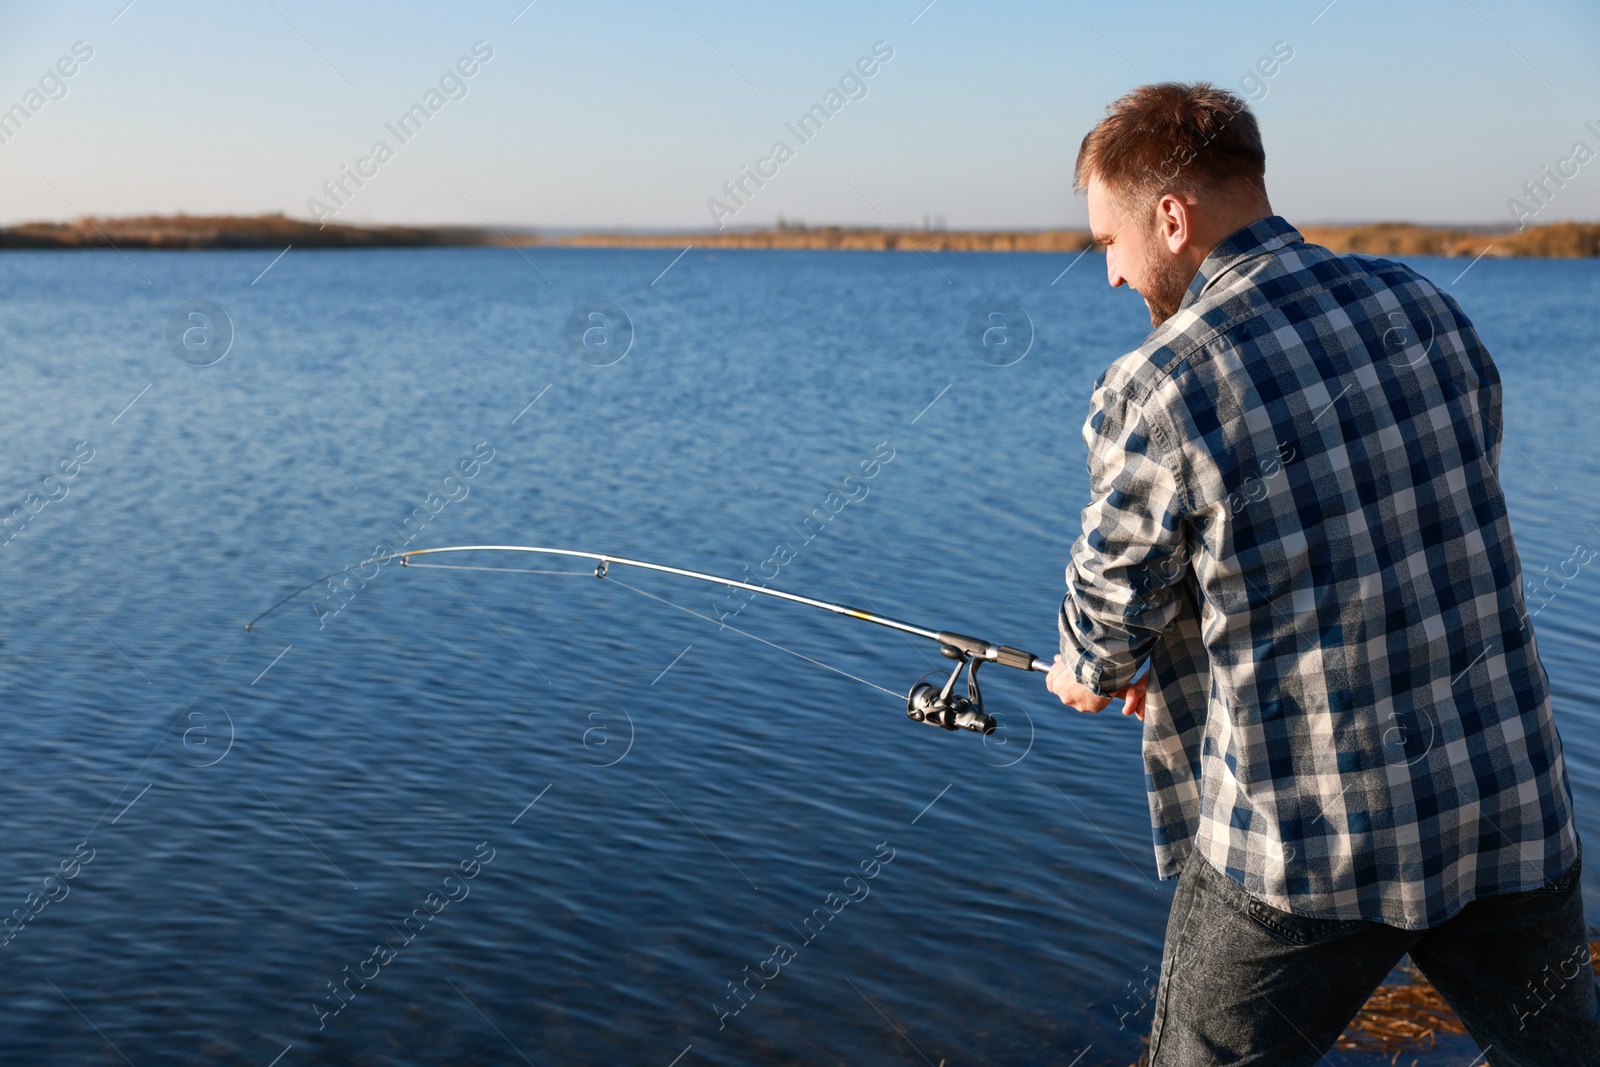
[1045,655,1149,721]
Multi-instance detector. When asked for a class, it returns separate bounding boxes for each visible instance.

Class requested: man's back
[1060,215,1578,928]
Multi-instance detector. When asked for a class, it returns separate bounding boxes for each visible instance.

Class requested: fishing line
[603,574,904,701]
[247,544,1054,736]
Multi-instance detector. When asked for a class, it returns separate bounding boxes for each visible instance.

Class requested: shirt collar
[1179,215,1303,311]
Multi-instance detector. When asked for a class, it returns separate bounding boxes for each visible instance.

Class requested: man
[1044,82,1598,1065]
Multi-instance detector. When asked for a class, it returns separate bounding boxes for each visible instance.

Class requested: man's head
[1076,82,1273,326]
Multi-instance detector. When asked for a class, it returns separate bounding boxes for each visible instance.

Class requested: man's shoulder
[1094,305,1231,412]
[1205,232,1451,328]
[1099,235,1463,408]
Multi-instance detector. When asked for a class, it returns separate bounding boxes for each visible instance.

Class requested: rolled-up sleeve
[1059,384,1190,695]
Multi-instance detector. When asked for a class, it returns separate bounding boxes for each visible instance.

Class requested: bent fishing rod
[246,545,1055,736]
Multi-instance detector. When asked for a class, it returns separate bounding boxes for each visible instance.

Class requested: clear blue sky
[1,0,1597,230]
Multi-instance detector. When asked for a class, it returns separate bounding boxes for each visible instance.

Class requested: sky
[0,0,1597,231]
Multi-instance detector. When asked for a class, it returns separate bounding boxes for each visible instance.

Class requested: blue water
[1,246,1595,1066]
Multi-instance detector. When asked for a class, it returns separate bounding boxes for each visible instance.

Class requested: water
[1,246,1595,1066]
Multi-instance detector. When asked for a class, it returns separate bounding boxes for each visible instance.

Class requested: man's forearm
[1058,572,1164,695]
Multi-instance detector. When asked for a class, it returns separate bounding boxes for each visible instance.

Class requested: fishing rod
[246,545,1054,736]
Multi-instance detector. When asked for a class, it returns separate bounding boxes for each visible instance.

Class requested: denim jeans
[1148,850,1600,1066]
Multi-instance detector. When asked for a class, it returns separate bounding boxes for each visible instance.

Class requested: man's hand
[1044,654,1112,714]
[1044,654,1149,721]
[1116,674,1149,721]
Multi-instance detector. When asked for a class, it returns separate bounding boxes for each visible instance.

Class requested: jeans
[1148,850,1600,1066]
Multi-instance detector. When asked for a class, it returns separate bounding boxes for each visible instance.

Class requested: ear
[1155,193,1191,254]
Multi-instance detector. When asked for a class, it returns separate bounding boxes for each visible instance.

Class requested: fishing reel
[906,631,1046,736]
[907,643,1000,735]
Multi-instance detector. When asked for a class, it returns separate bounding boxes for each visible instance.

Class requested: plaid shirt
[1058,215,1579,929]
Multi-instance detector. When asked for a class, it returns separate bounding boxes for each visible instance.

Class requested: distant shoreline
[2,213,1597,258]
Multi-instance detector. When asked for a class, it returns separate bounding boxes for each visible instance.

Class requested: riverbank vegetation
[2,213,1597,257]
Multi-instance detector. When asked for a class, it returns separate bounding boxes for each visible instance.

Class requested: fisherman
[1044,82,1599,1065]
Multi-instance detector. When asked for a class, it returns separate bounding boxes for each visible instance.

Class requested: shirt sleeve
[1059,384,1191,695]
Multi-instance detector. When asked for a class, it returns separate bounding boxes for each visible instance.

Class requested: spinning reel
[906,631,1044,735]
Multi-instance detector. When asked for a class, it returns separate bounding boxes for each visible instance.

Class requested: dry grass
[1,214,1595,256]
[0,212,490,249]
[1335,956,1471,1055]
[1127,940,1600,1066]
[554,221,1600,258]
[1301,221,1600,259]
[546,225,1097,252]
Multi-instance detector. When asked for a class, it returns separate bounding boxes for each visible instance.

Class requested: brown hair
[1074,82,1266,207]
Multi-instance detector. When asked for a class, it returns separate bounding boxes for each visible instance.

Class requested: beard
[1137,247,1193,328]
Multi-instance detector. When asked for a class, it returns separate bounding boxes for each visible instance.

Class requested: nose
[1106,249,1127,289]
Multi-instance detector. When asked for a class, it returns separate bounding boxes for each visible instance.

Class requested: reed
[4,214,1597,256]
[1128,940,1600,1065]
[1335,956,1471,1055]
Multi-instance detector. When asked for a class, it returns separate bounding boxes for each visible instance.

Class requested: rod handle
[994,644,1040,672]
[935,631,1048,673]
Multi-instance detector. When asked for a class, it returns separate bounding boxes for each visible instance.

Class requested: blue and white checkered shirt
[1059,215,1579,929]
